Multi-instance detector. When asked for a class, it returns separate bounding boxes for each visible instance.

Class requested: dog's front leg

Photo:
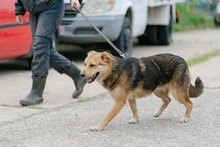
[90,101,126,132]
[128,99,139,124]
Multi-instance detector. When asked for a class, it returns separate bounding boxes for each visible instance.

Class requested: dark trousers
[30,1,72,78]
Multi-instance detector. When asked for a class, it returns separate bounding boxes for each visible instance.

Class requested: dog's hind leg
[171,88,193,123]
[153,89,171,118]
[128,99,139,124]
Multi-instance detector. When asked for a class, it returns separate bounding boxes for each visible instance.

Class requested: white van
[58,0,185,56]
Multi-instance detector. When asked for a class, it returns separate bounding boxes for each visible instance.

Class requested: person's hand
[71,0,81,11]
[16,15,26,24]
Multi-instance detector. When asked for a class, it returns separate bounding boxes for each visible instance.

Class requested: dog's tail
[189,77,204,98]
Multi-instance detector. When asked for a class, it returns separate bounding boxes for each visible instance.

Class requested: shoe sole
[20,99,43,106]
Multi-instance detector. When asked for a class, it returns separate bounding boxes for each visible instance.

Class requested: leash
[73,5,126,58]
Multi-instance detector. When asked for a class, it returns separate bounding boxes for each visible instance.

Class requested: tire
[112,17,133,57]
[157,13,172,45]
[27,57,32,69]
[138,25,157,45]
[138,13,172,46]
[157,23,172,45]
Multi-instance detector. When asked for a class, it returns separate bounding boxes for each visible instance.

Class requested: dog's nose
[80,73,85,78]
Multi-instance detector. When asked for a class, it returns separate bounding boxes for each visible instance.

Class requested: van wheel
[138,25,158,45]
[157,14,172,45]
[157,24,172,45]
[113,17,132,57]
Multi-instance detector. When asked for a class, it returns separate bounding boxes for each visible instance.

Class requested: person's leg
[48,1,85,98]
[20,12,47,106]
[20,3,62,106]
[20,1,85,106]
[50,48,86,98]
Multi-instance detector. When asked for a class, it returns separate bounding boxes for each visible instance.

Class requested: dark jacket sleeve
[15,0,26,16]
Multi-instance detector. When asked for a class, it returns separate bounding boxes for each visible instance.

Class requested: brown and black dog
[81,51,204,131]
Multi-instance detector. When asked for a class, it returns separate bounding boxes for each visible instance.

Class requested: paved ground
[0,88,219,146]
[0,29,220,146]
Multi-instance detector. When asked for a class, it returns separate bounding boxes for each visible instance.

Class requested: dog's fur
[81,51,204,131]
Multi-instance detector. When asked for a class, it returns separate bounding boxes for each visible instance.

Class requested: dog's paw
[153,111,162,118]
[153,114,160,118]
[89,126,103,132]
[128,118,139,124]
[179,117,190,123]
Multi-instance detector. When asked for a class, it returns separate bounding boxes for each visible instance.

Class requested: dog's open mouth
[86,72,100,83]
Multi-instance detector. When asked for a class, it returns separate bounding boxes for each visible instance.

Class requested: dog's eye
[90,64,95,67]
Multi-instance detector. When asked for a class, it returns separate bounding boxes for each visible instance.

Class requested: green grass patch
[187,50,220,66]
[77,92,108,103]
[173,3,215,31]
[29,105,44,109]
[77,97,94,103]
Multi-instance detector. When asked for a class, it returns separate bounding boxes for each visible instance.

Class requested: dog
[81,51,204,131]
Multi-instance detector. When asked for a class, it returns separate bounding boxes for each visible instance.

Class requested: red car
[0,0,32,64]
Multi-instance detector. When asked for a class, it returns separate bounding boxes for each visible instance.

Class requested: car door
[0,0,32,59]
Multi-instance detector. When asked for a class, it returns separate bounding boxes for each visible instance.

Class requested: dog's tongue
[86,72,99,83]
[86,77,94,83]
[86,79,92,83]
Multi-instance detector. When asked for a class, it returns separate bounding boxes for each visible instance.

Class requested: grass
[173,3,215,31]
[29,105,44,109]
[187,50,220,66]
[77,93,107,103]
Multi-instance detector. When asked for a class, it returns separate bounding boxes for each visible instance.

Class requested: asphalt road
[0,29,220,146]
[0,89,219,146]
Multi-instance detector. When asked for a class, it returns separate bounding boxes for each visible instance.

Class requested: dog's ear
[101,52,113,63]
[88,50,97,56]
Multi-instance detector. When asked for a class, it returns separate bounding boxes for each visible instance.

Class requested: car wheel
[157,15,172,45]
[138,25,158,45]
[26,56,32,69]
[113,17,133,57]
[157,24,172,45]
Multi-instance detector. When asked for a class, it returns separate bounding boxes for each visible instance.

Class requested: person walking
[15,0,85,106]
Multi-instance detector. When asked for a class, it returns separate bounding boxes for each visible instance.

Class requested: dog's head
[81,50,114,83]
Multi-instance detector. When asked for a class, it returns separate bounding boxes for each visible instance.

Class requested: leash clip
[120,53,126,58]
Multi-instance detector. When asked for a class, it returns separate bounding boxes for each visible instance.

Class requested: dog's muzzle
[84,72,100,83]
[80,73,85,78]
